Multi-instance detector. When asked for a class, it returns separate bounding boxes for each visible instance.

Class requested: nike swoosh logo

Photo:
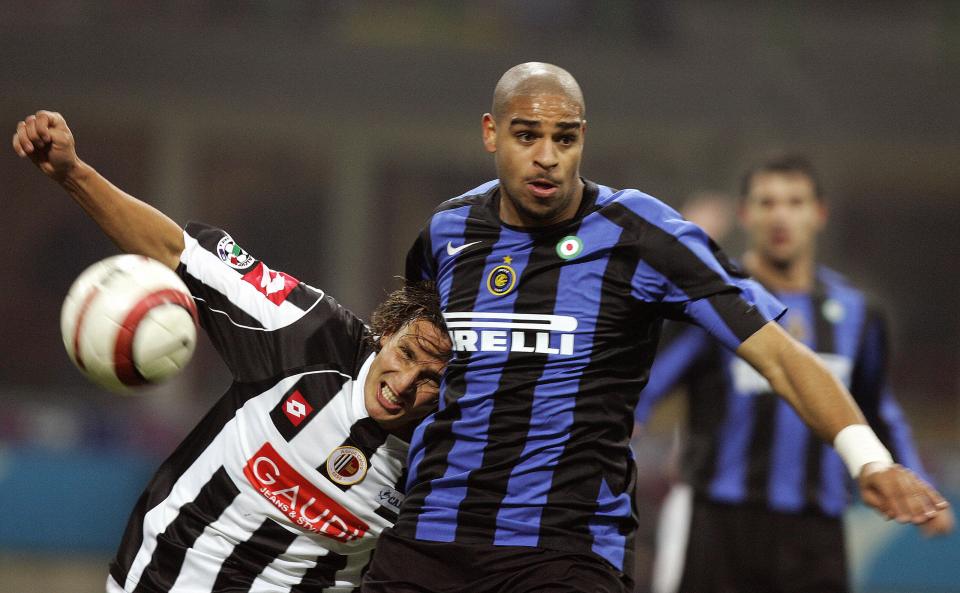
[447,240,482,256]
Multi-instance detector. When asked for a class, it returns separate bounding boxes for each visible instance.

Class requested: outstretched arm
[12,110,183,269]
[737,321,949,524]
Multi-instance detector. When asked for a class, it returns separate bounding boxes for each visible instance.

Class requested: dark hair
[740,154,824,200]
[368,281,450,359]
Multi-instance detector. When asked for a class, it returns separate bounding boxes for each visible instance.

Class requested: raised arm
[12,110,183,269]
[737,321,949,524]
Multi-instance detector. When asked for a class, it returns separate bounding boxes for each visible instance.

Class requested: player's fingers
[884,469,936,523]
[12,131,27,157]
[34,111,54,142]
[24,115,44,149]
[16,121,33,154]
[886,474,917,523]
[902,483,938,523]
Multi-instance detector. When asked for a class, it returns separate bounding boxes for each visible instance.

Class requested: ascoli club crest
[325,445,369,486]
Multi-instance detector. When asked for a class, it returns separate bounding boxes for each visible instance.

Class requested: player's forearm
[60,160,184,269]
[766,338,866,442]
[738,322,865,442]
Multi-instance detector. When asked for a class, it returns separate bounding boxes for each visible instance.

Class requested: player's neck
[743,250,816,293]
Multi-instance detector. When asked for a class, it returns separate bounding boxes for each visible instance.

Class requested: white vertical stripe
[123,421,239,590]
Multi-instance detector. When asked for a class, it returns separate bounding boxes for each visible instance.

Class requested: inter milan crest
[325,445,369,486]
[487,256,518,297]
[556,236,583,260]
[216,234,255,270]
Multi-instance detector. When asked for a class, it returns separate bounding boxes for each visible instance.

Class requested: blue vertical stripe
[709,361,754,503]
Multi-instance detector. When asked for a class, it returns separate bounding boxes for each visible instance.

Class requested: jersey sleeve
[405,223,436,283]
[850,305,933,484]
[627,200,785,351]
[176,222,370,383]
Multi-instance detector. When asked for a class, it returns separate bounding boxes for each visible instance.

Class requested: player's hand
[12,110,79,181]
[919,505,955,537]
[858,462,949,524]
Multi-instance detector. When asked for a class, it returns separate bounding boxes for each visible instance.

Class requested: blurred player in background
[13,110,451,593]
[636,154,955,593]
[362,63,948,593]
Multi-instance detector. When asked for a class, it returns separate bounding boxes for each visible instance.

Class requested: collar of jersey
[487,178,601,235]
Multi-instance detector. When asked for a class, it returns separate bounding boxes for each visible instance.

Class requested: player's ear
[481,113,497,154]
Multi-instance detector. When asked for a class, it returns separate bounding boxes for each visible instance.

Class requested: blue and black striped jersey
[635,267,929,517]
[401,180,785,572]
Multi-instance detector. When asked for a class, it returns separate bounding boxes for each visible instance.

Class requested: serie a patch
[216,234,256,270]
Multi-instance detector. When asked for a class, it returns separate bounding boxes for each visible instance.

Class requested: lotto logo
[242,262,299,305]
[283,390,313,426]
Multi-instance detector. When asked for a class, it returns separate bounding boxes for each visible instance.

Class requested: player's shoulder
[431,180,500,216]
[593,186,690,240]
[596,186,681,223]
[181,221,360,325]
[183,221,260,270]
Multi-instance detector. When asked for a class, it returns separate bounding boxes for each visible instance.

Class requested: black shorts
[678,498,848,593]
[361,528,634,593]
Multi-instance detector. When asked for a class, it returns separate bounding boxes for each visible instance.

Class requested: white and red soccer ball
[60,254,198,393]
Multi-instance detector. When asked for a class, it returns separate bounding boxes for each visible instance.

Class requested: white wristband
[833,424,894,478]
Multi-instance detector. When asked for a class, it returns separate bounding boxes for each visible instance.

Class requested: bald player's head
[491,62,585,122]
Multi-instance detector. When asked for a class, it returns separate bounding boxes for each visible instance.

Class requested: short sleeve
[177,222,370,383]
[623,199,785,351]
[405,225,435,283]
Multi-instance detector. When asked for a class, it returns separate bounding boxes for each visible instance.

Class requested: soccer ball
[60,254,199,393]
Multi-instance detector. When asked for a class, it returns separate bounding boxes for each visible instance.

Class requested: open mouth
[377,383,404,414]
[527,179,558,199]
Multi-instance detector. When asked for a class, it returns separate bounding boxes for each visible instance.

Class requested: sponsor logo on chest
[244,442,369,542]
[444,312,577,356]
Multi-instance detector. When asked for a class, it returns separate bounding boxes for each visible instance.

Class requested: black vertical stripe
[685,344,730,492]
[133,466,241,593]
[211,518,298,591]
[405,229,433,282]
[397,197,501,536]
[805,283,836,509]
[744,391,778,502]
[454,233,570,543]
[318,417,389,491]
[290,550,351,592]
[854,305,895,452]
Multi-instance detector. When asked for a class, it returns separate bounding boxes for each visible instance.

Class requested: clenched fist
[12,110,79,181]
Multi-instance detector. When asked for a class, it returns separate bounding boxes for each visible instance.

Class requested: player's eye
[516,131,534,142]
[558,134,577,145]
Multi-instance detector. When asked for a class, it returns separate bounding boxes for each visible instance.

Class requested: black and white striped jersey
[107,223,408,593]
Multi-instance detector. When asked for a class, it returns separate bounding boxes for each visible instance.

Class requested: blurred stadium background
[1,2,958,591]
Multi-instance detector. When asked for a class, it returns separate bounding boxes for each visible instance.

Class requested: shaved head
[492,62,585,122]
